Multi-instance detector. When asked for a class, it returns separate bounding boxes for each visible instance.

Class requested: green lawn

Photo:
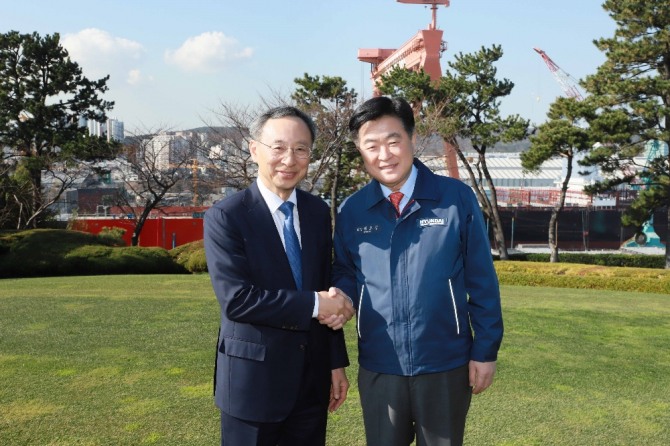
[0,275,668,445]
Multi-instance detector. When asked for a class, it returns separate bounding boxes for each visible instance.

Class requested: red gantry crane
[357,0,459,178]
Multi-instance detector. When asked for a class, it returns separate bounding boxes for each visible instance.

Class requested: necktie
[389,191,404,216]
[278,201,302,290]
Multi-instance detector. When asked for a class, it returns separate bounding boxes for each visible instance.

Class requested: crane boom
[533,47,584,101]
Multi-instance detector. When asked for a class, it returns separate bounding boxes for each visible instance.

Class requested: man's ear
[249,140,258,162]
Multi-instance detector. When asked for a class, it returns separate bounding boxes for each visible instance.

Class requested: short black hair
[348,96,415,142]
[250,106,316,144]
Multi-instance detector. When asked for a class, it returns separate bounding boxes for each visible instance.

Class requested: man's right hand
[317,287,355,330]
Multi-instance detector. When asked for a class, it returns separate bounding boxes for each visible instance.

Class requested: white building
[145,133,193,170]
[421,152,610,207]
[83,117,125,142]
[106,118,124,142]
[422,153,564,188]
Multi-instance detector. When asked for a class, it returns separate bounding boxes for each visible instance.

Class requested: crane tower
[357,0,459,178]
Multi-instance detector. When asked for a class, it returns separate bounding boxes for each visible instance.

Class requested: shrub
[64,245,185,275]
[170,240,208,273]
[500,251,666,269]
[494,261,670,294]
[97,226,127,246]
[0,229,186,278]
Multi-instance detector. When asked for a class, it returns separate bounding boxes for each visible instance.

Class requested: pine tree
[292,74,363,226]
[379,46,530,260]
[581,0,670,267]
[0,31,116,228]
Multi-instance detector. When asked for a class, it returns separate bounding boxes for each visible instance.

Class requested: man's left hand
[468,360,496,395]
[329,368,349,412]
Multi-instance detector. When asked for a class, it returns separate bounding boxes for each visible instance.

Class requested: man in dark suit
[204,106,354,446]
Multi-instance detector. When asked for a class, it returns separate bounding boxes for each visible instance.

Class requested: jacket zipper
[448,278,460,335]
[357,284,365,339]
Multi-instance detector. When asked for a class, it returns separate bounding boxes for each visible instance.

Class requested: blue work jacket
[333,159,503,376]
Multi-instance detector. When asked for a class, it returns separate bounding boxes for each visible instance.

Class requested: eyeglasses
[254,139,311,160]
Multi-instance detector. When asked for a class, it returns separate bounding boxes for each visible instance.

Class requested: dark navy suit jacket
[204,182,349,423]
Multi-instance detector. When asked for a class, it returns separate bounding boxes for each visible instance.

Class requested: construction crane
[357,0,459,178]
[533,47,584,101]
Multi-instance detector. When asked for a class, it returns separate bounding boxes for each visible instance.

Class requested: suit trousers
[220,358,329,446]
[220,403,327,446]
[358,365,472,446]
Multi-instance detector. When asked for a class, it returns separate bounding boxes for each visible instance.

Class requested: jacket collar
[363,158,440,210]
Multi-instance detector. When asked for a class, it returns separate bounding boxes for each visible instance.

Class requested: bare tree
[207,84,365,227]
[113,128,200,246]
[203,103,259,193]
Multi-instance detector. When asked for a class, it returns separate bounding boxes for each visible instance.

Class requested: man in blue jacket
[333,96,503,446]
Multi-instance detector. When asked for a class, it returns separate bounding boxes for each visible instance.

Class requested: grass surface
[1,276,669,445]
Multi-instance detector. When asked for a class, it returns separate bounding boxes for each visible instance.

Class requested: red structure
[72,206,207,249]
[358,0,459,178]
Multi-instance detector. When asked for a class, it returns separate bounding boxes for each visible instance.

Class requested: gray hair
[249,106,317,143]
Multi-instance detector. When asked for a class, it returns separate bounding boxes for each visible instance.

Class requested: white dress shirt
[256,179,319,318]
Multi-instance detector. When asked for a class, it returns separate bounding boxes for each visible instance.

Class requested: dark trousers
[220,357,329,446]
[358,365,472,446]
[220,403,327,446]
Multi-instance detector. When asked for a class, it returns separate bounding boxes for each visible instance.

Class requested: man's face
[250,116,312,200]
[356,115,414,191]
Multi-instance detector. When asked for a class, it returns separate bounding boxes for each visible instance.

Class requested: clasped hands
[317,287,355,330]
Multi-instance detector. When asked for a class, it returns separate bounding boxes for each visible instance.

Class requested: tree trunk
[666,205,670,269]
[549,154,573,263]
[479,155,509,260]
[27,166,42,229]
[490,206,509,259]
[548,210,559,263]
[131,205,154,247]
[452,142,506,258]
[131,222,143,247]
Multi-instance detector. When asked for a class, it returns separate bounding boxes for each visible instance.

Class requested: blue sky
[2,0,616,132]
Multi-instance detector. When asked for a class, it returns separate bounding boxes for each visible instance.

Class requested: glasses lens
[257,141,310,159]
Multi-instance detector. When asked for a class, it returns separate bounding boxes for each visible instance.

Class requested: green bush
[495,261,670,294]
[2,229,668,291]
[170,239,208,273]
[97,226,127,246]
[64,245,185,275]
[0,229,185,278]
[502,251,666,269]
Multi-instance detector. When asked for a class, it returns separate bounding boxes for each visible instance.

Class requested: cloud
[62,28,147,86]
[164,31,253,73]
[126,69,154,86]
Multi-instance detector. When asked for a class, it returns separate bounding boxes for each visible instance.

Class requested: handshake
[317,287,355,330]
